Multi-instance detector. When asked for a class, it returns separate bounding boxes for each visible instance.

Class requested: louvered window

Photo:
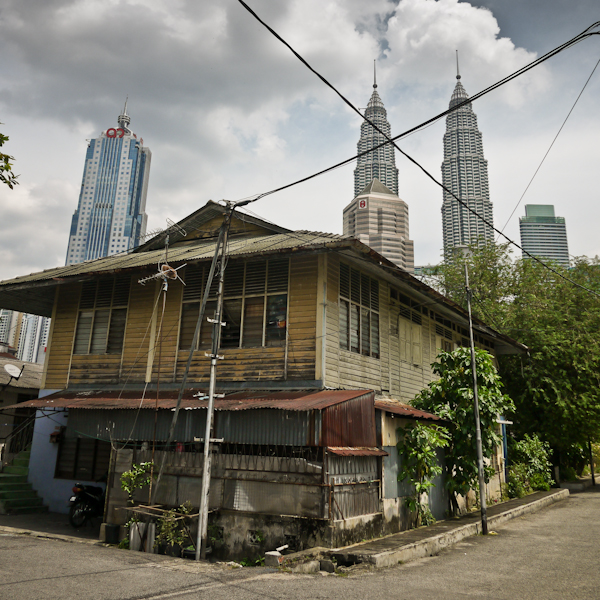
[180,258,289,350]
[73,276,130,355]
[339,263,380,358]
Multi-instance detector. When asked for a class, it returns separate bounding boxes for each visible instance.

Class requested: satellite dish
[4,364,22,379]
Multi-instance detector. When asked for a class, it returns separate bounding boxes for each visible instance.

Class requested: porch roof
[1,388,374,413]
[374,399,442,421]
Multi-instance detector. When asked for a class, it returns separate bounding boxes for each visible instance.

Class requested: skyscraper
[353,70,398,197]
[343,179,414,272]
[441,63,493,258]
[66,103,151,265]
[519,204,570,268]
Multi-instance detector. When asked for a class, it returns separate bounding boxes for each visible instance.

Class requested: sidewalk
[0,510,102,544]
[328,488,570,568]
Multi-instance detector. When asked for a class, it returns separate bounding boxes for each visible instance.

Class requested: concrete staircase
[0,448,48,514]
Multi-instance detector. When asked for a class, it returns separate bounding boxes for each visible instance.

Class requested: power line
[234,3,600,297]
[498,55,600,237]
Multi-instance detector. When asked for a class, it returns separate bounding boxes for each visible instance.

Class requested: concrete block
[264,551,283,567]
[292,560,320,574]
[319,559,335,573]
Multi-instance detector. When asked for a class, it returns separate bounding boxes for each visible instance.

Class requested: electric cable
[498,55,600,237]
[234,3,600,297]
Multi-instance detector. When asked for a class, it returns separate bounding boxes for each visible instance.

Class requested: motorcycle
[68,483,105,528]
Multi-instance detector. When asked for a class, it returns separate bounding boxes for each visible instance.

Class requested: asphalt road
[1,487,599,600]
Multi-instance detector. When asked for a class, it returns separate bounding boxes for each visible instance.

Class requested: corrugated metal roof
[327,447,388,457]
[374,399,442,421]
[2,388,374,412]
[0,232,346,288]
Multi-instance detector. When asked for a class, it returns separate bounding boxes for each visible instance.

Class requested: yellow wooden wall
[43,284,80,389]
[322,258,496,404]
[44,255,319,389]
[174,254,318,383]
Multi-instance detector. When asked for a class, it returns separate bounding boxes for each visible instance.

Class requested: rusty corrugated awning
[374,399,442,421]
[2,389,374,412]
[327,447,388,457]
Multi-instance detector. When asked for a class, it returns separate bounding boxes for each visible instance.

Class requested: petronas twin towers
[344,62,494,269]
[441,69,494,257]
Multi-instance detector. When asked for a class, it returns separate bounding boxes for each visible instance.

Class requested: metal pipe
[464,261,488,535]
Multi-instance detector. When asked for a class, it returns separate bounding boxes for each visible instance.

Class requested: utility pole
[196,206,233,560]
[463,257,488,535]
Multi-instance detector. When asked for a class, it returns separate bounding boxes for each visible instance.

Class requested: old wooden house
[0,201,525,555]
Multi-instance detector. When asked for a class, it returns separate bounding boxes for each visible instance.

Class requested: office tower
[0,309,19,347]
[0,309,48,363]
[441,62,493,258]
[353,69,398,197]
[519,204,570,268]
[66,103,151,265]
[343,179,414,272]
[16,315,49,363]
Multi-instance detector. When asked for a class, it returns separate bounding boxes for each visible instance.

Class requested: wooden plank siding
[43,283,81,389]
[42,249,500,395]
[284,255,317,381]
[174,254,317,384]
[118,272,161,383]
[149,280,183,384]
[323,258,498,404]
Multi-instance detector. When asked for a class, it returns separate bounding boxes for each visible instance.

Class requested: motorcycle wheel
[69,501,88,528]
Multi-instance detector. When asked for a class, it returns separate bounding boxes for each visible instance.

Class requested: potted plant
[154,502,194,557]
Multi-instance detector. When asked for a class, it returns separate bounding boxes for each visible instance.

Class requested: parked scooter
[68,483,105,528]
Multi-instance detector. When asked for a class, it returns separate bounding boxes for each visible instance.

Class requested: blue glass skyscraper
[66,103,151,265]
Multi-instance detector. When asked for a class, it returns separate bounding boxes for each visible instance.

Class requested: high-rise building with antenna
[66,102,151,265]
[441,56,494,259]
[353,64,398,197]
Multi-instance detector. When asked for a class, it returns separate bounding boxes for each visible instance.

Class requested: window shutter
[96,279,113,308]
[73,312,93,354]
[371,313,380,358]
[267,259,289,293]
[224,263,245,297]
[340,263,350,299]
[107,308,127,354]
[242,296,265,347]
[112,276,131,306]
[79,281,97,309]
[245,262,266,295]
[179,303,200,350]
[90,310,110,354]
[411,322,422,364]
[350,304,360,353]
[339,300,349,350]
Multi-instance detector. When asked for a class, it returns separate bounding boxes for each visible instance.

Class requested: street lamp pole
[463,259,488,535]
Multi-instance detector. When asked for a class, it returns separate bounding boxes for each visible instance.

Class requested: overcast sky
[0,0,598,281]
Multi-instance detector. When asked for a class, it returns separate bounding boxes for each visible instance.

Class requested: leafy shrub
[397,423,449,526]
[506,434,554,497]
[507,463,530,498]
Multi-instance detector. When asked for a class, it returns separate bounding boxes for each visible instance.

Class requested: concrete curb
[560,477,596,492]
[0,524,105,546]
[340,488,569,569]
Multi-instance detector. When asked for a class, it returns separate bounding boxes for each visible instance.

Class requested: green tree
[0,129,19,189]
[436,245,600,471]
[397,422,449,526]
[412,347,514,516]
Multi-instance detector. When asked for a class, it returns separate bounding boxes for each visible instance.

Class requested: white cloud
[0,0,597,285]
